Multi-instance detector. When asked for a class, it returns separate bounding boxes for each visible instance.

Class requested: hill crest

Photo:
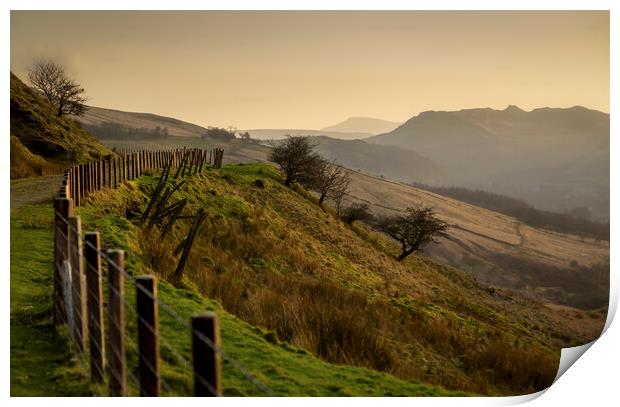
[10,73,108,167]
[321,116,401,135]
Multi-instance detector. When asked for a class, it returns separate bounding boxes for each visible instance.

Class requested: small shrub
[341,203,374,225]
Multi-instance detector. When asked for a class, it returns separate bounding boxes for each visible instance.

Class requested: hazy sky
[11,11,609,129]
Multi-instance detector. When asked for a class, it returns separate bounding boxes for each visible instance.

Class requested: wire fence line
[51,147,272,397]
[63,147,224,208]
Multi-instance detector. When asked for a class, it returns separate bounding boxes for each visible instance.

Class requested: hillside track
[10,174,63,209]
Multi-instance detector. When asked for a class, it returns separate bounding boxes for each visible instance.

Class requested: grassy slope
[73,163,586,396]
[10,205,92,396]
[10,190,456,396]
[92,135,609,313]
[10,73,108,165]
[344,169,609,311]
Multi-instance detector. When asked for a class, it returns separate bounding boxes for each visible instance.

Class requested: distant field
[343,170,609,309]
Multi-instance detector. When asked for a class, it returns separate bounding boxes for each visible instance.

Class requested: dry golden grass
[120,164,596,395]
[343,169,609,309]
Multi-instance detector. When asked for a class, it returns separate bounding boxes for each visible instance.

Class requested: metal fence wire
[51,148,272,397]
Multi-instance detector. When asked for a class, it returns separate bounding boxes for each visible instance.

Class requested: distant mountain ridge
[321,117,401,135]
[311,136,450,185]
[367,105,610,220]
[243,128,371,140]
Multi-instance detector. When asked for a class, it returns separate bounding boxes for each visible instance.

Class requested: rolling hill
[342,169,609,310]
[10,73,108,177]
[71,104,609,310]
[311,136,451,185]
[243,128,371,140]
[367,106,610,220]
[73,163,604,395]
[321,116,401,135]
[10,97,608,396]
[76,105,209,138]
[73,105,452,185]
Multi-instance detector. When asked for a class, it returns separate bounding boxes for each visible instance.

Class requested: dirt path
[10,175,63,209]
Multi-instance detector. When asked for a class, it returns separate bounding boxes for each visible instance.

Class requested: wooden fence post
[108,250,127,396]
[78,164,83,201]
[69,215,87,351]
[98,160,103,190]
[69,167,74,200]
[81,163,86,199]
[85,232,105,383]
[93,161,98,191]
[53,197,73,325]
[102,160,106,189]
[104,159,109,188]
[191,313,222,396]
[86,162,91,194]
[136,275,160,396]
[74,166,80,207]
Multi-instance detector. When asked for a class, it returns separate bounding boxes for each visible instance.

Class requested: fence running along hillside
[52,147,272,396]
[63,147,224,207]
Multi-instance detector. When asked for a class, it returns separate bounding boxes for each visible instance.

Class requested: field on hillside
[90,135,609,311]
[11,176,460,397]
[67,163,607,395]
[76,106,207,138]
[343,170,610,310]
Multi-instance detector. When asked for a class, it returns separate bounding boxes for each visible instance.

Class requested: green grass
[10,200,461,396]
[10,204,93,396]
[72,163,561,396]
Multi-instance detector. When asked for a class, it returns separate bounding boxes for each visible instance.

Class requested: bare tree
[376,206,449,261]
[313,160,351,207]
[331,176,350,217]
[240,131,252,144]
[28,60,88,117]
[268,136,322,187]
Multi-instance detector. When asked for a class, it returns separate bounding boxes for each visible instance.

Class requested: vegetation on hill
[10,201,460,396]
[82,121,170,140]
[11,204,93,396]
[10,135,59,179]
[67,162,604,396]
[410,183,609,240]
[312,136,450,185]
[10,73,108,166]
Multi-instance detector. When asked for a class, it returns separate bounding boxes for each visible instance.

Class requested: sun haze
[10,10,609,129]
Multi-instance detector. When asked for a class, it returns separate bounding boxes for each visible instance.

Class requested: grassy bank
[75,163,563,396]
[10,195,459,396]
